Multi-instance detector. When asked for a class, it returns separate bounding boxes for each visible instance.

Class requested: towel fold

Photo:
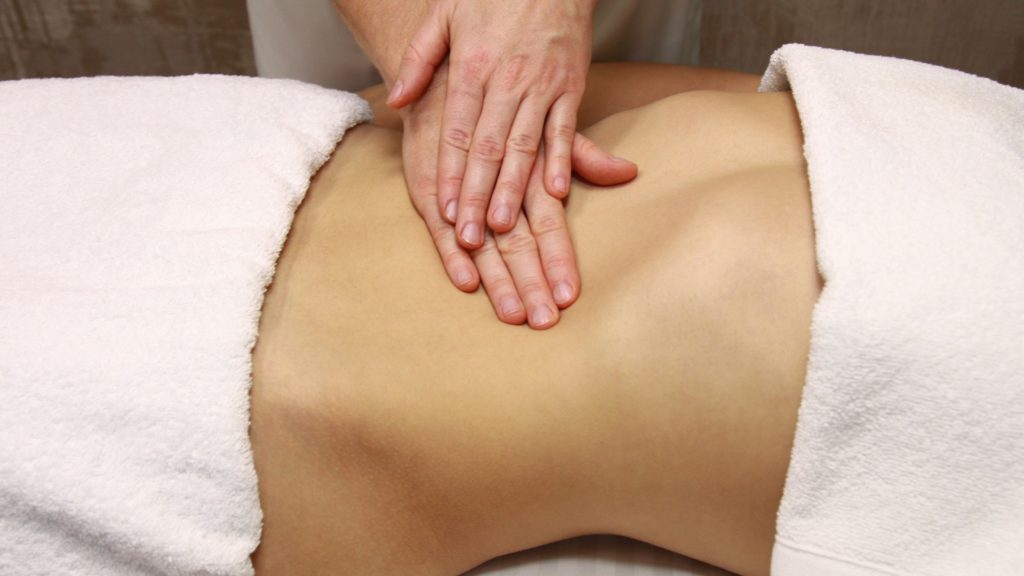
[760,45,1024,575]
[0,75,371,575]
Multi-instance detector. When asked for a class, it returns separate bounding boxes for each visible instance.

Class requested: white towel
[0,75,370,575]
[760,45,1024,575]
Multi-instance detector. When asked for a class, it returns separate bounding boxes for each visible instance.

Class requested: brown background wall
[1,0,1022,87]
[701,0,1024,88]
[0,0,254,78]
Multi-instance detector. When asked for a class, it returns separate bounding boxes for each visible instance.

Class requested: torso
[250,90,820,576]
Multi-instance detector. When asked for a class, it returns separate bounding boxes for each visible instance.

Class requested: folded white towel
[760,45,1024,575]
[0,75,370,575]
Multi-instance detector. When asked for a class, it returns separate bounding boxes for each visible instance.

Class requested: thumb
[571,133,638,186]
[387,5,451,109]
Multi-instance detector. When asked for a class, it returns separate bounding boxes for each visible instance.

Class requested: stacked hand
[387,0,636,328]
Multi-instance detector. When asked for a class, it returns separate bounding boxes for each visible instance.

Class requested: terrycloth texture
[0,75,370,575]
[760,45,1024,575]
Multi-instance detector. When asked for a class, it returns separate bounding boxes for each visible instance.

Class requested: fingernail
[610,155,632,165]
[461,222,482,246]
[553,175,568,194]
[553,281,574,306]
[493,204,512,226]
[500,298,522,318]
[387,80,404,104]
[455,269,473,287]
[445,199,458,223]
[530,305,555,327]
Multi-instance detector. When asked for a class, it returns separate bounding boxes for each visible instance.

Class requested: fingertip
[527,304,560,330]
[608,155,639,182]
[487,203,517,233]
[451,266,480,292]
[497,297,527,325]
[457,220,485,251]
[444,199,458,224]
[548,173,570,199]
[385,80,405,108]
[552,280,579,309]
[575,152,638,186]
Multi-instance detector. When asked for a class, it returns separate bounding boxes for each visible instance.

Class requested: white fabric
[247,0,701,91]
[760,45,1024,575]
[466,536,732,576]
[0,75,370,575]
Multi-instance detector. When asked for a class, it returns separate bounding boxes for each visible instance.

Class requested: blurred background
[1,0,1022,88]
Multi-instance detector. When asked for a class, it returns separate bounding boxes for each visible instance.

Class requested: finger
[455,91,521,250]
[470,232,527,325]
[417,208,480,293]
[494,209,561,330]
[571,133,638,186]
[403,130,480,293]
[523,152,580,310]
[486,95,547,234]
[543,91,583,199]
[411,189,481,293]
[436,65,486,226]
[388,5,451,109]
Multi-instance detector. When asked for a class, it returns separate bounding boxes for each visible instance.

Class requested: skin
[249,66,821,576]
[332,0,615,327]
[388,0,600,240]
[357,63,758,327]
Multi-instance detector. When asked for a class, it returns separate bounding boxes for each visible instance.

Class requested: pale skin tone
[332,0,617,328]
[249,65,820,576]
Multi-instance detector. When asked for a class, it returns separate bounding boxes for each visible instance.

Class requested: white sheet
[0,75,370,576]
[761,44,1024,575]
[468,536,733,576]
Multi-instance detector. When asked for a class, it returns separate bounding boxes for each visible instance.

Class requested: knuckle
[494,179,526,202]
[530,211,566,238]
[576,134,598,155]
[438,171,464,193]
[443,127,473,152]
[447,84,480,104]
[506,132,539,156]
[408,174,436,198]
[546,122,576,143]
[441,251,464,272]
[461,192,490,211]
[517,275,550,296]
[498,229,537,257]
[486,275,517,297]
[430,224,455,248]
[470,235,498,259]
[402,43,426,67]
[564,70,586,93]
[540,251,575,273]
[480,232,500,252]
[538,64,560,89]
[547,152,571,168]
[497,54,530,89]
[470,135,505,163]
[457,50,491,81]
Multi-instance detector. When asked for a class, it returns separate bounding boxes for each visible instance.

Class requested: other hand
[387,0,611,250]
[399,65,636,329]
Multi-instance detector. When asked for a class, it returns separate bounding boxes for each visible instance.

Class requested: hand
[474,134,638,329]
[387,0,609,250]
[400,65,636,329]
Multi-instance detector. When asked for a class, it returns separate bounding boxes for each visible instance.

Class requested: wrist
[331,0,436,86]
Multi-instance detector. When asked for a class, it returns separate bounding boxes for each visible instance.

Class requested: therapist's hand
[476,134,638,329]
[386,0,606,250]
[400,64,636,328]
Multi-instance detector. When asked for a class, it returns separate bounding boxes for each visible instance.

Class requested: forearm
[331,0,435,84]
